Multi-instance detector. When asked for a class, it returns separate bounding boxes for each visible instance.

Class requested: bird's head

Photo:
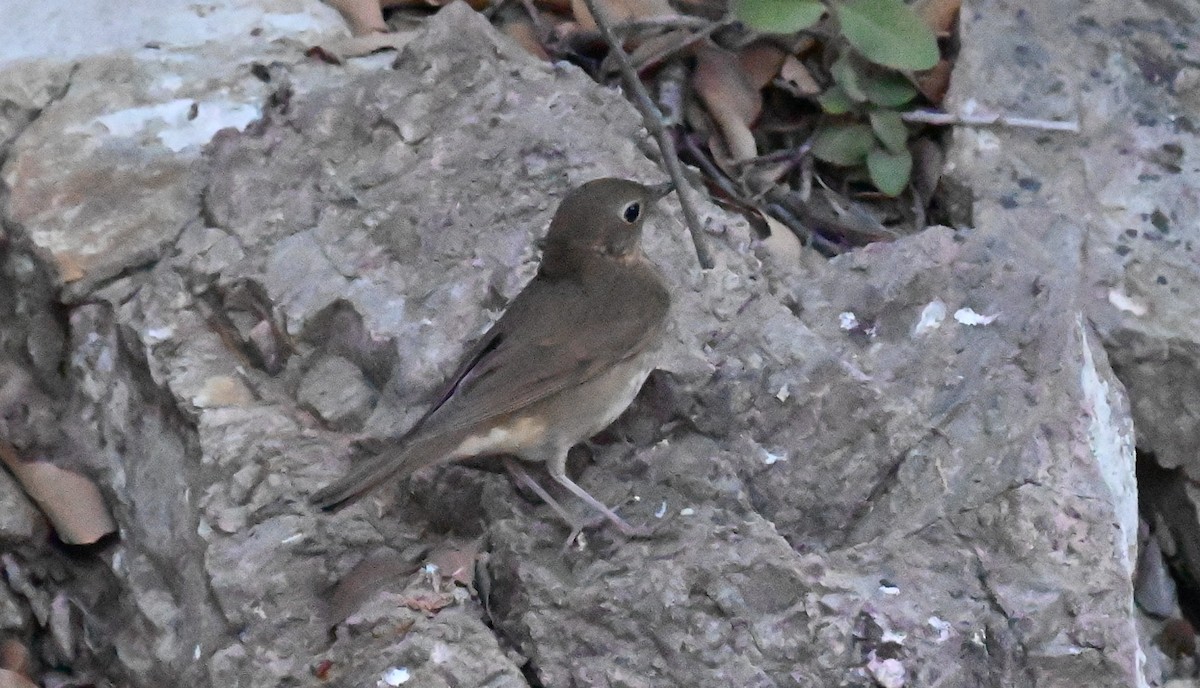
[539,177,673,277]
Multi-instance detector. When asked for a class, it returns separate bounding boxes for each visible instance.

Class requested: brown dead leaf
[500,14,552,61]
[308,33,412,62]
[571,0,676,31]
[305,45,344,65]
[760,213,803,265]
[0,669,38,688]
[915,58,953,105]
[325,0,389,35]
[52,252,85,283]
[624,28,697,72]
[327,548,414,627]
[777,55,821,97]
[425,541,480,589]
[913,0,960,36]
[910,137,944,201]
[533,0,573,13]
[0,440,116,546]
[738,41,786,90]
[694,45,761,161]
[402,591,456,616]
[192,375,253,408]
[0,639,31,678]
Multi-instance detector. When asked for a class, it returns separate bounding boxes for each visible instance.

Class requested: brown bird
[311,178,674,536]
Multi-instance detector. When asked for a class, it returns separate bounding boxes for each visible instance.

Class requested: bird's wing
[412,263,669,440]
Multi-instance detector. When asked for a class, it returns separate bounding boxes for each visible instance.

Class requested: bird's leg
[546,453,655,539]
[502,457,597,531]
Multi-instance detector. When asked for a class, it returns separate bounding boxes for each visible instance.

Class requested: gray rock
[0,468,42,545]
[296,355,377,429]
[0,0,1174,687]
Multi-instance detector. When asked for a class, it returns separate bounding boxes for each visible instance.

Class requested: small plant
[732,0,939,196]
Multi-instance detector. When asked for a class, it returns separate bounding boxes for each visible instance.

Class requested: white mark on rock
[430,641,452,664]
[380,667,410,686]
[913,299,946,335]
[762,449,787,465]
[838,311,859,330]
[1107,288,1148,316]
[679,507,695,516]
[882,630,907,644]
[775,384,790,402]
[145,326,174,343]
[879,584,900,595]
[953,307,998,326]
[927,616,951,643]
[655,501,667,519]
[92,98,261,152]
[867,652,906,688]
[280,533,303,545]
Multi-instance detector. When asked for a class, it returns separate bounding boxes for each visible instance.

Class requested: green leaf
[867,147,913,195]
[734,0,826,34]
[869,109,908,153]
[812,124,875,165]
[861,71,917,107]
[831,54,867,102]
[834,0,939,70]
[817,85,854,114]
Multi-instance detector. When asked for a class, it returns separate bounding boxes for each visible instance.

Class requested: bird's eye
[622,202,642,223]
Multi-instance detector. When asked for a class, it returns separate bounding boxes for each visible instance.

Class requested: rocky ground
[0,0,1198,686]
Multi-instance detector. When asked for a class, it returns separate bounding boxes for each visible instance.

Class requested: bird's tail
[310,434,458,511]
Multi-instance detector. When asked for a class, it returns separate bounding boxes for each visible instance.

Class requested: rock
[0,469,42,545]
[0,1,1170,688]
[296,355,376,429]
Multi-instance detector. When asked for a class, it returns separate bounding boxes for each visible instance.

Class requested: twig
[733,132,813,170]
[901,109,1080,132]
[626,19,731,73]
[611,16,719,32]
[680,134,837,257]
[579,0,714,269]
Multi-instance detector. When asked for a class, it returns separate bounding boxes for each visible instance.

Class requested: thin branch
[611,16,719,32]
[680,134,837,257]
[901,109,1080,132]
[579,0,714,269]
[626,19,731,73]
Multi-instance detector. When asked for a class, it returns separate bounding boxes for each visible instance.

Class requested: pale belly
[450,351,655,462]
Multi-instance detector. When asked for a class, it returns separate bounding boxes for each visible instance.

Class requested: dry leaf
[0,669,38,688]
[910,137,944,201]
[913,0,960,36]
[533,0,574,13]
[401,591,455,616]
[0,639,31,679]
[693,45,761,161]
[192,375,253,408]
[52,252,85,283]
[571,0,676,31]
[624,29,695,72]
[738,41,787,90]
[777,55,820,96]
[760,213,803,265]
[500,14,552,61]
[327,548,414,627]
[0,440,116,546]
[424,542,480,589]
[914,58,953,104]
[326,0,389,35]
[311,32,417,61]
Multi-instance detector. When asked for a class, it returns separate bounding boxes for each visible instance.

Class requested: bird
[311,177,674,537]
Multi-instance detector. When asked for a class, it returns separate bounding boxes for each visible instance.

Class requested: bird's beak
[647,181,675,202]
